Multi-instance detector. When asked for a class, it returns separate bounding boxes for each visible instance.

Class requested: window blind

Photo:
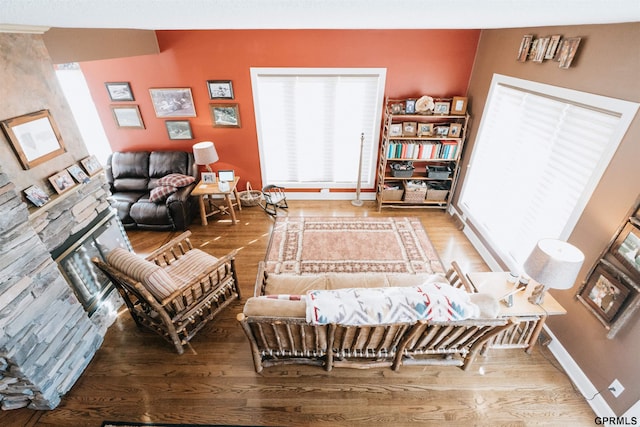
[459,75,638,270]
[251,68,386,190]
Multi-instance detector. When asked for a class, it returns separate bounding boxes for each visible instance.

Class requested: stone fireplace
[0,169,124,410]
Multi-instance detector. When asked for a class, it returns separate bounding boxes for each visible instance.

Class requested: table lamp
[523,238,585,305]
[193,141,219,173]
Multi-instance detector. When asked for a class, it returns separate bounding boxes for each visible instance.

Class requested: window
[251,68,386,191]
[459,74,638,271]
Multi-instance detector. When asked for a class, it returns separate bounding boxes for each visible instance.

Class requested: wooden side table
[190,176,242,225]
[467,272,567,353]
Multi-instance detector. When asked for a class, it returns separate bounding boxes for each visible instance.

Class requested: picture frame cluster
[517,34,581,69]
[104,79,241,141]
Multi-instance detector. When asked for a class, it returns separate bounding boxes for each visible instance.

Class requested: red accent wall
[81,30,480,189]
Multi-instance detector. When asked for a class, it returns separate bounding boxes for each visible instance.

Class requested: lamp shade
[192,141,219,166]
[523,239,585,290]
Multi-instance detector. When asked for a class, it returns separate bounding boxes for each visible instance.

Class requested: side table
[467,272,567,353]
[191,176,242,225]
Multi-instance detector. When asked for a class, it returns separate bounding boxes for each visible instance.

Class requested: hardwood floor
[2,201,596,426]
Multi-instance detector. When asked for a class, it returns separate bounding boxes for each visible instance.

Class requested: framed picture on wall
[111,105,144,129]
[149,88,196,118]
[0,109,66,170]
[207,80,234,99]
[210,104,241,128]
[577,260,637,328]
[545,35,562,59]
[610,219,640,281]
[165,120,193,140]
[517,34,533,62]
[558,37,581,69]
[105,82,134,101]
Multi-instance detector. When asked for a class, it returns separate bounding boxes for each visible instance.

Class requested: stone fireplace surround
[0,169,122,410]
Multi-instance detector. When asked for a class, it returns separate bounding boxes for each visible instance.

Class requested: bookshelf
[376,97,470,211]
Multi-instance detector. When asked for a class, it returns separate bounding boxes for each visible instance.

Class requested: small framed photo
[67,164,90,183]
[545,35,562,59]
[24,184,50,207]
[405,99,416,114]
[81,155,103,176]
[165,120,193,140]
[611,220,640,281]
[434,101,450,115]
[48,170,77,194]
[558,37,581,69]
[207,80,234,99]
[391,103,404,114]
[417,123,434,137]
[210,104,241,128]
[149,88,196,118]
[435,126,450,136]
[389,123,403,137]
[218,169,235,182]
[517,34,533,62]
[448,123,462,138]
[111,105,144,129]
[201,172,216,184]
[578,260,636,326]
[450,96,468,115]
[402,122,417,137]
[105,82,134,101]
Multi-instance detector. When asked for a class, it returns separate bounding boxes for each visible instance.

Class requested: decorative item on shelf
[80,155,103,176]
[417,123,434,137]
[434,125,450,136]
[405,99,416,114]
[389,123,403,137]
[523,238,585,305]
[433,101,450,115]
[201,172,216,183]
[24,184,50,207]
[66,164,90,184]
[402,121,417,136]
[415,96,435,114]
[391,102,404,114]
[48,170,77,195]
[448,123,462,138]
[450,97,468,115]
[390,161,414,178]
[193,141,219,173]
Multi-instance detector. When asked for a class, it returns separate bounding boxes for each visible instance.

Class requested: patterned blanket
[305,281,480,326]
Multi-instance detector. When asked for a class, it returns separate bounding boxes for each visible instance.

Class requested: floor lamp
[351,133,365,207]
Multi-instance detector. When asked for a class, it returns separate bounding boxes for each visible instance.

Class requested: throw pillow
[149,185,178,203]
[157,173,195,188]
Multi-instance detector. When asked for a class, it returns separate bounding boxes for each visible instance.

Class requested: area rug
[264,216,444,275]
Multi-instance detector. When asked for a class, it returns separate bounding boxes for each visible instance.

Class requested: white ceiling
[0,0,639,32]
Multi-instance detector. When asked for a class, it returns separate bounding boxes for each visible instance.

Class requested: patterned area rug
[264,216,444,275]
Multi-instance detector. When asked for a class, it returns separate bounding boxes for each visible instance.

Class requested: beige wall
[0,33,88,196]
[460,23,640,415]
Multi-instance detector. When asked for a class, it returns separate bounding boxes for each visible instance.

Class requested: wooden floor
[2,201,596,426]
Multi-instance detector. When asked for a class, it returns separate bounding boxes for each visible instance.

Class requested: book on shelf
[387,141,459,160]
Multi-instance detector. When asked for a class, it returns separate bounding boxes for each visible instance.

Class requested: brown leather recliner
[105,151,198,230]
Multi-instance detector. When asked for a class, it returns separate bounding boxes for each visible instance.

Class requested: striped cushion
[107,248,179,301]
[164,249,219,289]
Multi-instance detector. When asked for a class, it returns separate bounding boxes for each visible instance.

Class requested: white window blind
[251,68,386,190]
[459,74,638,271]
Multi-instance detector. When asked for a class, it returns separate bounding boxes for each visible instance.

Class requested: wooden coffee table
[191,176,242,225]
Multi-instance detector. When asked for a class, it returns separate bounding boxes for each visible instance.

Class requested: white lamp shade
[192,141,219,165]
[523,239,585,290]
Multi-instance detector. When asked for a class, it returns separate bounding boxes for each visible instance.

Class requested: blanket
[305,281,480,326]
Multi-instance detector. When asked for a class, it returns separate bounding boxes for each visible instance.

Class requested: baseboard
[544,325,616,418]
[285,191,376,201]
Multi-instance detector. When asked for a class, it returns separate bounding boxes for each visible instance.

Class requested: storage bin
[427,166,452,179]
[403,181,428,202]
[426,182,450,201]
[382,183,404,201]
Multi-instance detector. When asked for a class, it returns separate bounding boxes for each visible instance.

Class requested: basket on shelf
[238,182,263,207]
[403,181,428,202]
[390,161,414,178]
